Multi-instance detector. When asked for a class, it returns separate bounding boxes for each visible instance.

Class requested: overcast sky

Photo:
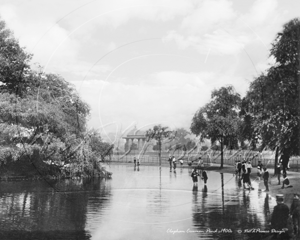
[1,0,299,140]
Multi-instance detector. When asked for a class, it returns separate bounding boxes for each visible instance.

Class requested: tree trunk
[281,148,290,175]
[274,146,279,175]
[158,139,161,166]
[220,137,224,169]
[298,27,300,156]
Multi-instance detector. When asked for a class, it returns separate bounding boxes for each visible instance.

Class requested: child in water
[191,168,200,187]
[202,170,208,184]
[242,172,253,190]
[172,156,177,170]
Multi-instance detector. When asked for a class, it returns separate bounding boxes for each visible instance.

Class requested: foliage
[172,128,196,150]
[88,129,114,161]
[0,16,111,178]
[145,125,173,163]
[191,86,241,168]
[145,125,173,141]
[124,142,138,151]
[242,18,300,162]
[200,145,209,151]
[0,18,32,96]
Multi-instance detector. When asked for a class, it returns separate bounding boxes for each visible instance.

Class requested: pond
[0,165,276,240]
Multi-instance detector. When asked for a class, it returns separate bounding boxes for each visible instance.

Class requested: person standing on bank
[257,160,263,180]
[282,172,293,189]
[271,194,290,239]
[263,167,269,192]
[191,168,200,187]
[290,193,300,236]
[275,161,282,185]
[280,153,288,176]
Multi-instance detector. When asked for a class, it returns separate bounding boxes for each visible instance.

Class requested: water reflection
[0,178,112,239]
[236,175,243,188]
[264,193,271,223]
[0,165,276,240]
[202,185,208,198]
[221,173,225,214]
[190,170,275,240]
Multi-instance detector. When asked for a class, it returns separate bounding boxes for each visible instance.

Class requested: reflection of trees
[0,178,111,238]
[146,168,170,215]
[264,194,270,223]
[146,190,170,215]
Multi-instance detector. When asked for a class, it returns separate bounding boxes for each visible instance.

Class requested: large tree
[0,18,32,96]
[0,16,113,178]
[191,86,241,168]
[145,125,173,165]
[243,18,300,171]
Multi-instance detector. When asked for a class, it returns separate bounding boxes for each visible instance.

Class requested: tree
[165,128,196,154]
[145,125,173,166]
[0,18,32,96]
[243,18,300,171]
[88,130,114,161]
[173,128,196,150]
[191,86,241,168]
[0,16,115,178]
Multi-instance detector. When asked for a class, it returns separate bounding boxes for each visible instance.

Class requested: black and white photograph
[0,0,300,239]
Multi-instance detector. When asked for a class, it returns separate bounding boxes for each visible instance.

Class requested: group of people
[132,154,299,238]
[254,159,271,192]
[259,160,293,192]
[133,157,140,167]
[235,159,255,190]
[191,157,208,187]
[235,157,293,193]
[270,193,300,239]
[168,156,184,172]
[235,156,299,238]
[191,167,208,186]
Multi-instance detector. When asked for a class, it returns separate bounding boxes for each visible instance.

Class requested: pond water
[0,165,276,240]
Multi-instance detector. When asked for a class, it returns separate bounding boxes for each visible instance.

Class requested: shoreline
[109,161,299,207]
[211,163,299,207]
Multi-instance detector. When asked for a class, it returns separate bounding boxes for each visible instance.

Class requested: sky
[0,0,299,141]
